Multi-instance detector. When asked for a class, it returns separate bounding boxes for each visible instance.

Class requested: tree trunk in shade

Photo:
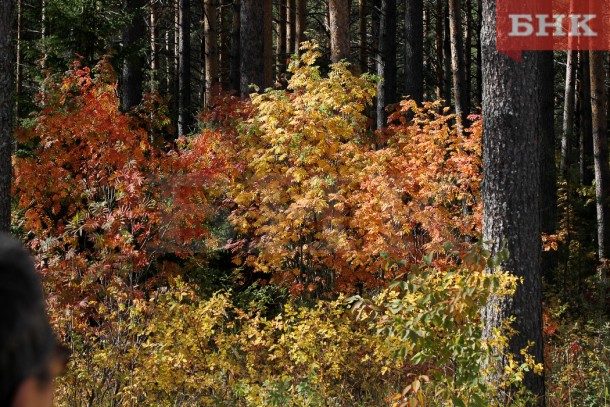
[561,50,576,180]
[0,0,15,231]
[578,51,593,186]
[286,0,295,55]
[448,0,467,129]
[121,0,147,110]
[263,0,273,87]
[539,51,557,284]
[230,0,240,91]
[204,0,218,106]
[177,0,191,136]
[376,0,396,129]
[358,0,367,73]
[404,0,423,103]
[481,0,545,403]
[589,50,610,281]
[240,0,264,96]
[329,0,350,63]
[295,0,307,51]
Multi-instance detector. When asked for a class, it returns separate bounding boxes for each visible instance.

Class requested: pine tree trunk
[295,0,306,51]
[219,0,230,88]
[177,0,191,136]
[150,1,159,93]
[240,0,264,96]
[475,0,482,105]
[329,0,350,63]
[263,0,273,87]
[481,0,545,403]
[230,0,240,91]
[404,0,423,103]
[376,0,396,129]
[358,0,367,73]
[448,0,467,130]
[0,0,15,232]
[540,51,557,284]
[579,51,594,186]
[464,0,472,110]
[434,0,443,100]
[286,0,295,55]
[15,0,21,118]
[204,0,219,106]
[589,50,610,281]
[277,0,287,78]
[442,4,451,106]
[561,50,577,180]
[121,0,147,110]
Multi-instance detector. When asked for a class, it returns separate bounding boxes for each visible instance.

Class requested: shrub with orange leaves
[228,42,482,296]
[13,58,232,352]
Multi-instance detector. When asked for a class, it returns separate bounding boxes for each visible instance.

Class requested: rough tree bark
[0,0,15,232]
[481,0,545,403]
[177,0,191,136]
[358,0,367,73]
[404,0,423,103]
[230,0,240,91]
[286,0,296,55]
[240,0,264,96]
[448,0,467,129]
[561,50,577,180]
[277,0,287,78]
[329,0,350,63]
[376,0,396,129]
[204,0,219,106]
[263,0,273,87]
[121,0,147,110]
[589,50,610,281]
[578,51,593,186]
[540,51,557,284]
[295,0,307,51]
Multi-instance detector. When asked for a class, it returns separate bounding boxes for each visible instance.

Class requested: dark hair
[0,233,56,405]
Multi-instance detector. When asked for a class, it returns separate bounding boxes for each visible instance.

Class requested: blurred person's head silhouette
[0,233,67,406]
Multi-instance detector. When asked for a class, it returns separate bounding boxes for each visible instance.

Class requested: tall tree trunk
[263,0,273,87]
[475,0,482,105]
[219,0,230,87]
[442,4,451,106]
[358,0,367,73]
[434,0,443,100]
[150,1,159,93]
[481,0,545,402]
[121,0,147,110]
[230,0,240,91]
[177,0,191,136]
[589,51,610,281]
[286,0,295,55]
[204,0,218,106]
[329,0,350,63]
[464,0,472,109]
[240,0,264,96]
[277,0,287,79]
[540,51,558,284]
[0,0,15,232]
[448,0,467,130]
[579,51,594,186]
[376,0,396,129]
[561,50,577,180]
[295,0,306,51]
[15,0,21,118]
[404,0,423,103]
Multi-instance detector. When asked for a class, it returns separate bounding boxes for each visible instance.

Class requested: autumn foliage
[228,43,482,296]
[12,45,539,406]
